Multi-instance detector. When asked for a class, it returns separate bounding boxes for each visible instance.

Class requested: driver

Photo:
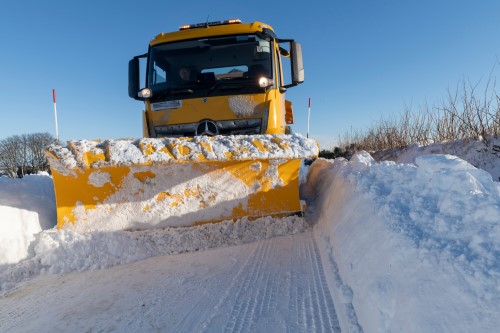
[179,67,191,81]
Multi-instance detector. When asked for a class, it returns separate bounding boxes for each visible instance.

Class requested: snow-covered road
[0,230,340,333]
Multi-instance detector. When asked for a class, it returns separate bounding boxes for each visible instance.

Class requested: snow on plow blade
[45,134,318,232]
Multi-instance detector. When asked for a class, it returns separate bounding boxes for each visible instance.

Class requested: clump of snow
[228,95,259,117]
[0,173,56,267]
[45,134,319,170]
[304,152,500,332]
[87,170,111,187]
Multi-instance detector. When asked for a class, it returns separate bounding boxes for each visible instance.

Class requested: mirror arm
[134,53,148,60]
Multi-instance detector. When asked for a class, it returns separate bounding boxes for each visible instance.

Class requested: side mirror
[128,58,142,100]
[281,40,305,89]
[291,42,304,85]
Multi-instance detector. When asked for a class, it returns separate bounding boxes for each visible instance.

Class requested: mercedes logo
[195,120,219,136]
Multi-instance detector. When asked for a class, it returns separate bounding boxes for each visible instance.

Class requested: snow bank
[305,153,500,332]
[0,174,56,266]
[373,136,500,182]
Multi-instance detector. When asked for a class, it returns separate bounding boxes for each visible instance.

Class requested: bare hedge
[338,79,500,152]
[0,132,55,178]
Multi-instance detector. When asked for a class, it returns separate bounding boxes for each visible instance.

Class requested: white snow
[0,173,56,265]
[1,138,499,332]
[67,163,254,232]
[87,170,112,187]
[373,136,500,182]
[306,152,500,332]
[46,134,320,170]
[228,95,259,117]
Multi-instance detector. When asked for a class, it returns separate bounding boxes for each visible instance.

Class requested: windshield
[147,34,273,100]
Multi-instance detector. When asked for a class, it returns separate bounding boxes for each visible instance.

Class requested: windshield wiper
[206,80,246,95]
[170,88,194,95]
[154,87,194,100]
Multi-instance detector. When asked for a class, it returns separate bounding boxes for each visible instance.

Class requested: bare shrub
[0,132,55,178]
[340,77,499,152]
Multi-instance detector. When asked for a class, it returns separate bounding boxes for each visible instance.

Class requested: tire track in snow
[127,243,258,333]
[308,234,341,332]
[295,234,312,330]
[0,274,65,332]
[318,233,364,333]
[287,263,301,332]
[210,231,341,333]
[191,241,263,332]
[222,239,270,333]
[286,231,340,333]
[184,243,261,333]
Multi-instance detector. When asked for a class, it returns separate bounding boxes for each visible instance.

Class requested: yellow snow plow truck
[46,19,319,232]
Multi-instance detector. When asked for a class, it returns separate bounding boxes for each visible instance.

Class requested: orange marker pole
[52,88,59,144]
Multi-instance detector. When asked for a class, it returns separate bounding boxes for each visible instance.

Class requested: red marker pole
[307,97,311,138]
[52,88,59,144]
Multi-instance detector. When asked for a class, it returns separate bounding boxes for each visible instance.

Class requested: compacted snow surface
[1,139,499,332]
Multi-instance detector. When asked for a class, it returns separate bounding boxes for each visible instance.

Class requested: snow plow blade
[45,134,318,232]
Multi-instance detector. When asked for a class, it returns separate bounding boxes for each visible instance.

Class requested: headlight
[138,88,152,99]
[258,77,274,88]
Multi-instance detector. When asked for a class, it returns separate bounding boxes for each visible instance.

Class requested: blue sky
[1,1,499,149]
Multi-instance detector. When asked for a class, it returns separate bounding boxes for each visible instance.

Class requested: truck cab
[129,20,304,138]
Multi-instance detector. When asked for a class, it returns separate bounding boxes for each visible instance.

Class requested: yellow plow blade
[45,134,318,232]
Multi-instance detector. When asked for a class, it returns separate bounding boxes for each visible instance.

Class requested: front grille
[155,119,262,137]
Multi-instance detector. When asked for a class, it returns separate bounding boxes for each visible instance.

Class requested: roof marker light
[179,19,242,30]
